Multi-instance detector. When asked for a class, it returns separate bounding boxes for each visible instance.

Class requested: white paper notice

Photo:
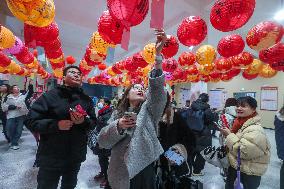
[260,87,278,111]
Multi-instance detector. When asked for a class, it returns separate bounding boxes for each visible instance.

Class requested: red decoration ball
[161,35,179,58]
[45,48,63,59]
[162,58,178,73]
[132,52,148,68]
[0,51,12,67]
[98,10,124,44]
[177,16,207,46]
[269,61,284,71]
[98,63,107,71]
[217,34,245,57]
[107,0,149,27]
[42,38,61,51]
[231,52,253,68]
[111,63,123,74]
[259,43,284,64]
[242,71,258,80]
[210,0,256,32]
[124,57,138,72]
[66,56,76,65]
[15,47,34,64]
[215,57,233,73]
[178,52,196,68]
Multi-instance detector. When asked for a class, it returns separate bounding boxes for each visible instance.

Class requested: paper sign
[150,0,165,29]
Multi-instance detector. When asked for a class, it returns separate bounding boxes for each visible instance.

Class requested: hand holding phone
[213,121,222,131]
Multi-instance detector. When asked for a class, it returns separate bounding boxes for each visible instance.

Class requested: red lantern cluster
[210,0,256,32]
[124,57,138,72]
[242,70,258,80]
[132,52,148,68]
[162,58,178,73]
[259,43,284,64]
[0,51,12,67]
[178,52,196,69]
[214,57,233,73]
[177,16,207,47]
[161,35,179,58]
[231,52,254,68]
[217,34,245,57]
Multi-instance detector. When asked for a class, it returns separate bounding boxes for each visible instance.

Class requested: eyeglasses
[68,71,82,76]
[132,85,145,91]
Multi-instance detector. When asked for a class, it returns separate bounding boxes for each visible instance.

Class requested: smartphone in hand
[124,112,137,121]
[213,121,222,131]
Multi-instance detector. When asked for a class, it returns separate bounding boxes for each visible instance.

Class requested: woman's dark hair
[1,84,10,93]
[163,92,171,115]
[117,85,133,117]
[104,98,111,106]
[279,105,284,115]
[237,96,257,109]
[199,93,209,103]
[224,98,238,108]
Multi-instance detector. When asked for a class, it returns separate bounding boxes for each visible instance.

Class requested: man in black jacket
[25,66,96,189]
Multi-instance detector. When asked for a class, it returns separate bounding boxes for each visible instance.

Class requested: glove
[8,105,17,110]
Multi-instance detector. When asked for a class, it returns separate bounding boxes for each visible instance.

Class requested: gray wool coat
[97,73,167,189]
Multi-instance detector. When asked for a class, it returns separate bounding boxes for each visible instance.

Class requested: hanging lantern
[198,64,214,75]
[161,35,179,58]
[209,72,222,82]
[0,51,12,67]
[50,61,65,69]
[231,51,253,68]
[177,16,207,46]
[142,43,156,64]
[0,26,16,49]
[188,74,200,83]
[215,57,233,73]
[112,63,123,74]
[90,32,114,55]
[15,47,34,64]
[162,58,178,73]
[43,38,62,52]
[98,10,124,44]
[3,36,23,55]
[217,34,245,57]
[229,68,242,77]
[245,59,263,74]
[221,73,234,82]
[66,56,76,65]
[242,70,258,80]
[178,52,195,69]
[196,45,217,65]
[6,0,55,27]
[246,21,284,51]
[131,52,147,68]
[186,64,199,76]
[259,64,277,78]
[124,57,138,72]
[45,48,64,59]
[269,60,284,71]
[259,43,284,64]
[107,0,149,27]
[210,0,256,32]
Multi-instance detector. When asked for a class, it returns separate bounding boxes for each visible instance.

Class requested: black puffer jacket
[190,99,215,151]
[25,85,96,169]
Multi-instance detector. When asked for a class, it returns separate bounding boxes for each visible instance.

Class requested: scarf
[231,112,257,134]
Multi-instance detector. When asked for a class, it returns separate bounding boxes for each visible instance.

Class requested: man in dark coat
[190,93,215,176]
[25,66,96,189]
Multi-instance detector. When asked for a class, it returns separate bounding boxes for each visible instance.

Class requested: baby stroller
[156,144,203,189]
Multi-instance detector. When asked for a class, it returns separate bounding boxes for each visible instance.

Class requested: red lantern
[45,48,63,59]
[246,21,284,51]
[15,47,34,64]
[177,16,207,46]
[178,52,195,69]
[161,35,179,58]
[200,75,210,82]
[231,52,253,68]
[107,0,149,27]
[269,60,284,71]
[132,52,148,68]
[162,58,178,73]
[0,51,12,67]
[51,61,65,69]
[209,72,222,79]
[229,68,241,77]
[186,64,199,76]
[98,10,124,44]
[42,38,61,51]
[259,43,284,64]
[172,68,185,80]
[210,0,256,32]
[112,63,123,74]
[221,73,233,82]
[217,34,245,57]
[124,57,138,72]
[242,71,258,80]
[66,56,76,65]
[215,57,233,73]
[98,63,107,71]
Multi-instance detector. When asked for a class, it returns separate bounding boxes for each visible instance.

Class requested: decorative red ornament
[210,0,256,32]
[33,49,38,57]
[172,68,185,80]
[259,43,284,64]
[112,63,123,74]
[161,35,179,58]
[209,72,222,79]
[107,0,149,27]
[186,64,199,76]
[45,48,63,59]
[50,61,65,69]
[42,38,61,51]
[269,60,284,71]
[200,75,210,82]
[177,16,207,46]
[217,34,245,57]
[98,10,124,44]
[178,52,195,69]
[242,71,258,80]
[15,47,34,64]
[231,52,254,68]
[215,57,233,73]
[0,51,12,67]
[162,58,178,73]
[66,56,76,65]
[124,57,138,72]
[98,63,107,71]
[228,68,241,77]
[246,21,284,51]
[132,52,148,68]
[221,73,233,82]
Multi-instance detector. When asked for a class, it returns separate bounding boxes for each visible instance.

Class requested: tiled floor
[0,128,281,189]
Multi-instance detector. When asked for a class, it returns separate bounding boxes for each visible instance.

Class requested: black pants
[130,163,156,189]
[98,153,109,180]
[192,151,205,174]
[0,112,9,142]
[281,162,284,189]
[225,166,261,189]
[37,164,81,189]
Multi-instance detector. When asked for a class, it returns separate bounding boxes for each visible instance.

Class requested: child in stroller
[156,144,203,189]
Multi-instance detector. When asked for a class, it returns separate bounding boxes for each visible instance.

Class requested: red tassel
[121,27,130,50]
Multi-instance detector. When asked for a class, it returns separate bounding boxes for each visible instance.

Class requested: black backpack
[181,109,205,132]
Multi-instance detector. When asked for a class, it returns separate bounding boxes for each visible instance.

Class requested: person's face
[127,84,146,104]
[0,85,6,93]
[63,68,83,87]
[12,86,20,94]
[236,103,256,118]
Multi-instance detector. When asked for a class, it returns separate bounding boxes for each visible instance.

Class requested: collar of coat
[57,85,83,94]
[239,115,261,131]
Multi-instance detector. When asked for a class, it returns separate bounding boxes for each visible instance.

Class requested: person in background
[93,99,113,189]
[185,100,191,108]
[2,85,29,150]
[220,96,270,189]
[0,84,10,142]
[274,105,284,189]
[95,98,105,117]
[25,66,97,189]
[97,29,167,189]
[190,93,215,176]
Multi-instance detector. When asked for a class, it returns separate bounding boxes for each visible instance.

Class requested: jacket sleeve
[204,108,215,125]
[25,94,59,134]
[226,129,269,160]
[145,69,167,125]
[97,112,126,149]
[2,99,9,112]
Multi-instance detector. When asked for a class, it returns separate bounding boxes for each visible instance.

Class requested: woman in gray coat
[97,30,167,189]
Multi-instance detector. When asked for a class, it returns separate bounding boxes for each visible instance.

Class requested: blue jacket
[274,113,284,160]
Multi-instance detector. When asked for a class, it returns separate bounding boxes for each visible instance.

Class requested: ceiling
[1,0,283,77]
